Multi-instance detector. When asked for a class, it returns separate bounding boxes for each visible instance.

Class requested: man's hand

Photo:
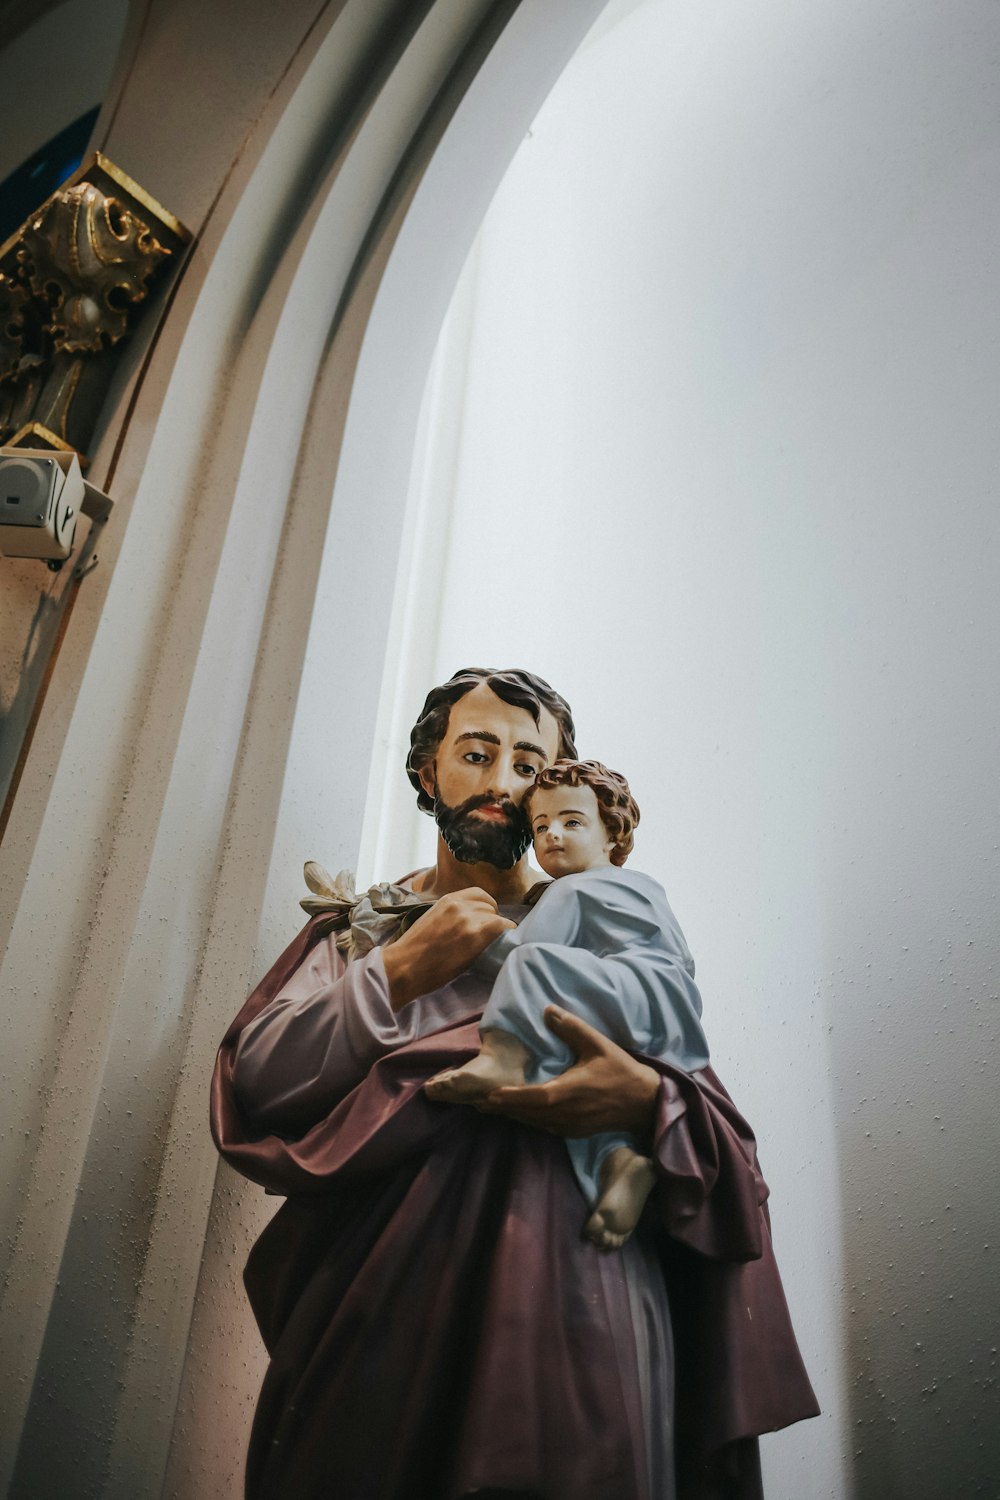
[479,1008,661,1141]
[383,889,515,1011]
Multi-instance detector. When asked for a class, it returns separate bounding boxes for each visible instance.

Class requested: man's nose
[486,758,518,800]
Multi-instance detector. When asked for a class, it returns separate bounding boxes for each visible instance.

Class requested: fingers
[436,889,507,935]
[479,1081,567,1132]
[542,1006,612,1058]
[484,1082,553,1111]
[447,887,499,911]
[422,891,503,939]
[386,889,512,1008]
[472,915,515,948]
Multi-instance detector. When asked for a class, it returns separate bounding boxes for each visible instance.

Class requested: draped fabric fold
[212,916,817,1500]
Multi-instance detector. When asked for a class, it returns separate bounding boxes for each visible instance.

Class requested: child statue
[426,759,710,1250]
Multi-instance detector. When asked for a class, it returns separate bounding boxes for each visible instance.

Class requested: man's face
[419,681,561,869]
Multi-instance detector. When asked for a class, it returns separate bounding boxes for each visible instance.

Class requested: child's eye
[534,822,548,835]
[565,819,581,828]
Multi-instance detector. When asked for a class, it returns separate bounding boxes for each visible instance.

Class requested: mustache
[455,793,521,821]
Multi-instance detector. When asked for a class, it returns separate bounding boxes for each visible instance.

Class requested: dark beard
[433,785,532,870]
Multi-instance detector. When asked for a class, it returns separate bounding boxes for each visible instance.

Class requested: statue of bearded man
[212,667,817,1500]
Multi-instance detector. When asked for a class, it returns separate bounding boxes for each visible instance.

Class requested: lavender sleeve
[232,938,476,1134]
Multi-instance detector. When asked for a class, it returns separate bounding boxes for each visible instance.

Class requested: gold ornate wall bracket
[0,153,191,460]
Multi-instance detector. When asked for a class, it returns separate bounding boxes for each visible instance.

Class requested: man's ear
[417,760,437,799]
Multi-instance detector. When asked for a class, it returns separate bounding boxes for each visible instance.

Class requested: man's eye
[515,763,538,778]
[463,751,489,764]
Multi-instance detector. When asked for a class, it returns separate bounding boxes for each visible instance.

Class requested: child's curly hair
[525,759,640,867]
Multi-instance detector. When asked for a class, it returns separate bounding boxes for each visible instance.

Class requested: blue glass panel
[0,104,102,245]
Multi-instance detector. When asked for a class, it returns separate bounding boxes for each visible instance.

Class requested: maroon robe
[211,915,818,1500]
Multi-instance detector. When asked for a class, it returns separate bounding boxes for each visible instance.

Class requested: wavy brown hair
[525,759,640,867]
[406,668,577,814]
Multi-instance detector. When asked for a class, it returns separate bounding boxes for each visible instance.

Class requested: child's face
[530,784,615,877]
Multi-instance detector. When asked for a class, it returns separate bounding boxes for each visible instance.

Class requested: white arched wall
[0,3,608,1496]
[366,3,1000,1498]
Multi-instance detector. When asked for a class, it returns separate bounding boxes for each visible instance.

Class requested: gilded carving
[0,270,46,439]
[0,153,190,457]
[20,183,169,354]
[0,269,27,373]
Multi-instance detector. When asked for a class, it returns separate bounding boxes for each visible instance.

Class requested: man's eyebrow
[514,740,547,758]
[455,731,500,746]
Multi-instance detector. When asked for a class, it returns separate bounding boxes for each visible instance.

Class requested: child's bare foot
[425,1029,529,1104]
[584,1147,656,1251]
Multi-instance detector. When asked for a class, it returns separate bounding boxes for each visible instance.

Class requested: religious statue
[212,667,818,1500]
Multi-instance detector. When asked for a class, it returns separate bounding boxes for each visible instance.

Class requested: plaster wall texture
[367,1,1000,1497]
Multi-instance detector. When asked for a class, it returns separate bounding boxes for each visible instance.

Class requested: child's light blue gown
[475,864,711,1209]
